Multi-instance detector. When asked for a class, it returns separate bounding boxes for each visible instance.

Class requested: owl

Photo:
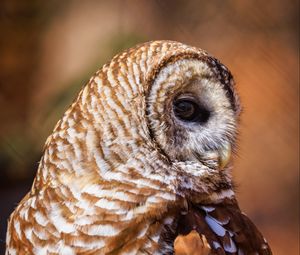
[6,41,272,255]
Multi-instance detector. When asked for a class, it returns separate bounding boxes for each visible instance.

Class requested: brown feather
[172,198,272,255]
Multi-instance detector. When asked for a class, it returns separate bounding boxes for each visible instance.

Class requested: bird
[6,40,272,255]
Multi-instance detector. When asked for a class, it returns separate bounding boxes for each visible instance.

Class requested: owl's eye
[173,98,210,123]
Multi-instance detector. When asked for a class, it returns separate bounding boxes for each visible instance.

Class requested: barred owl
[6,41,272,255]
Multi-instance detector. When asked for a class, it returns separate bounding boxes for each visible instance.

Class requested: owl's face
[147,58,240,170]
[29,41,241,198]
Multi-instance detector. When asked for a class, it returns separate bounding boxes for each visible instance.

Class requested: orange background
[0,1,299,254]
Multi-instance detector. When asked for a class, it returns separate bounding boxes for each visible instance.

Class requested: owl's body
[6,41,272,254]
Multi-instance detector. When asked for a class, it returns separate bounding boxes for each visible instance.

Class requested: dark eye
[173,98,210,123]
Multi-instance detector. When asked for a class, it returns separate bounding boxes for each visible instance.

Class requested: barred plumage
[6,41,271,255]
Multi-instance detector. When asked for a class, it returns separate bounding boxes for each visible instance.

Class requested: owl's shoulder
[161,197,272,255]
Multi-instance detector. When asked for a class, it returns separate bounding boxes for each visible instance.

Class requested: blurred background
[0,0,298,254]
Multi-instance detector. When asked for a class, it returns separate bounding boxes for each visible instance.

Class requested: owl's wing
[175,198,272,255]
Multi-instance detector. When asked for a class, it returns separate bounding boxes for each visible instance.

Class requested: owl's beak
[193,143,232,170]
[218,143,231,170]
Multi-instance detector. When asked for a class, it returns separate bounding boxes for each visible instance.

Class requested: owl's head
[145,47,240,171]
[42,41,241,196]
